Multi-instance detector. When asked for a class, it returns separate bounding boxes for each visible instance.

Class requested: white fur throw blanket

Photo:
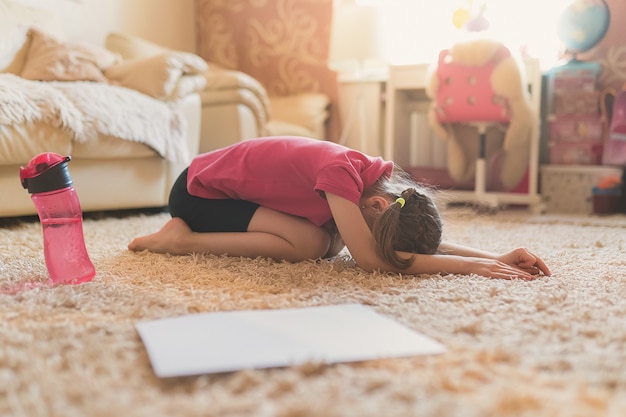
[0,73,187,162]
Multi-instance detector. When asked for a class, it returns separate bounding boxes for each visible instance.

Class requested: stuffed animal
[425,38,537,190]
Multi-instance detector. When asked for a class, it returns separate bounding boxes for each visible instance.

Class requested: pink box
[549,140,603,165]
[552,72,597,92]
[549,116,603,142]
[554,91,600,116]
[547,61,600,93]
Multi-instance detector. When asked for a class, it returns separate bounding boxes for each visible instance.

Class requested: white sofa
[0,22,269,218]
[0,4,331,219]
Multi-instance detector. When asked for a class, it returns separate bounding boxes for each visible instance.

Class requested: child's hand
[465,258,538,280]
[497,248,551,277]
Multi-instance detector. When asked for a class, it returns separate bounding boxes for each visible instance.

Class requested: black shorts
[168,168,260,233]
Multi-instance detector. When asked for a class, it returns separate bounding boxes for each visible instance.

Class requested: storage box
[592,187,623,214]
[546,61,600,93]
[548,140,604,165]
[553,91,600,116]
[541,165,623,214]
[545,61,600,115]
[548,116,603,142]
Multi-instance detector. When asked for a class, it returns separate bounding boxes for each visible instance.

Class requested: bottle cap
[19,153,73,194]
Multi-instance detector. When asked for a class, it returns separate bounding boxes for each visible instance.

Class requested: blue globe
[557,0,610,54]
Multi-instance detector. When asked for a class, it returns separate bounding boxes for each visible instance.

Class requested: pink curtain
[195,0,340,140]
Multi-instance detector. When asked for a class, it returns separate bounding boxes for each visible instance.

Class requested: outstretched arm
[438,241,499,258]
[326,193,550,279]
[438,241,550,276]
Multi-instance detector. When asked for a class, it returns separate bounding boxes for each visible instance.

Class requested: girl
[129,136,550,279]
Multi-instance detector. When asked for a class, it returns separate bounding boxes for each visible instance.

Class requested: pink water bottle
[20,153,95,284]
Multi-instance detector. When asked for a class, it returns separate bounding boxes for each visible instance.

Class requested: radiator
[406,101,448,168]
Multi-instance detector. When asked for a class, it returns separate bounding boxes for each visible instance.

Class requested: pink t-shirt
[187,136,394,226]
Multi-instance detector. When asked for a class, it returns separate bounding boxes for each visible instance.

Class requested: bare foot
[128,217,193,255]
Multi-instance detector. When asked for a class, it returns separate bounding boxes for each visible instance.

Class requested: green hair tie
[395,197,405,208]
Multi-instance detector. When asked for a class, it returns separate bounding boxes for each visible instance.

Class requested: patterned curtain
[195,0,340,139]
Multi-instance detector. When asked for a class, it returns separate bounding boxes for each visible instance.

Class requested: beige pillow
[105,52,209,100]
[21,28,121,82]
[105,32,168,60]
[0,26,31,74]
[268,93,330,138]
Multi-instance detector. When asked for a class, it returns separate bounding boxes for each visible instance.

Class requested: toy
[601,84,626,166]
[425,38,537,191]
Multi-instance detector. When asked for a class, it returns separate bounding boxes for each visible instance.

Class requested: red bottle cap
[20,153,73,193]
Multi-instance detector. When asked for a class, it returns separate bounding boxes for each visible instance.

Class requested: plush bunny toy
[425,38,537,191]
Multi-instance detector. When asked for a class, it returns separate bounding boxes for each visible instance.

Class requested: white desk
[383,59,543,211]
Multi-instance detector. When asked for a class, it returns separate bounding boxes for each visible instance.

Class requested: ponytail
[367,167,443,269]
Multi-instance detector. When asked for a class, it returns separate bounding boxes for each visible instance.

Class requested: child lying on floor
[129,136,550,279]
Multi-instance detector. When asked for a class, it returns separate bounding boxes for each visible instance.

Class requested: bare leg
[128,207,331,262]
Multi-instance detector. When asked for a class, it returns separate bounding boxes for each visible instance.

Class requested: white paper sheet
[135,303,446,377]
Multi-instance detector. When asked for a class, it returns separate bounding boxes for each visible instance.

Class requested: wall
[578,0,626,91]
[368,0,570,68]
[195,0,341,139]
[79,0,195,51]
[2,0,196,51]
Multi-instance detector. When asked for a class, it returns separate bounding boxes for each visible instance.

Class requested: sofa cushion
[71,134,157,160]
[0,1,66,73]
[105,52,208,100]
[0,123,72,166]
[267,93,330,139]
[265,120,317,139]
[21,28,121,82]
[0,123,157,166]
[105,32,168,60]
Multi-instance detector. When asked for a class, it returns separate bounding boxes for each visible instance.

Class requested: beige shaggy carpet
[1,208,626,417]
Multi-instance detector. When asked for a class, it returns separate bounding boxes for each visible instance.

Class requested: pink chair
[432,45,512,208]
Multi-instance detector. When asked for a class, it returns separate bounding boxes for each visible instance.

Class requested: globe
[556,0,610,54]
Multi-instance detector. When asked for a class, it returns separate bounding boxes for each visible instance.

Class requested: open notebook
[136,303,446,377]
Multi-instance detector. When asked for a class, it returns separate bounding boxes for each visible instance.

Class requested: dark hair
[361,165,443,269]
